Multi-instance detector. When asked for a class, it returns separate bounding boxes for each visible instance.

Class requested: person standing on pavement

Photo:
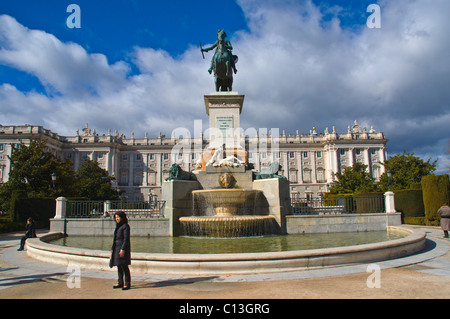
[110,211,131,290]
[437,202,450,238]
[17,217,36,251]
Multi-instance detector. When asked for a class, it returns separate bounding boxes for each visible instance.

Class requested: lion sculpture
[255,162,286,180]
[165,164,197,181]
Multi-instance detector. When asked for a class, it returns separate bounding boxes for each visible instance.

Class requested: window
[303,152,308,158]
[371,149,377,155]
[163,153,169,160]
[149,154,155,160]
[340,149,345,155]
[316,168,325,182]
[316,151,322,158]
[289,170,298,183]
[136,154,142,161]
[289,152,295,158]
[0,144,3,151]
[134,174,141,186]
[122,154,128,161]
[303,169,312,183]
[121,173,128,185]
[356,149,361,155]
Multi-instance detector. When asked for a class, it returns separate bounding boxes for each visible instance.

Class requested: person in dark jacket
[18,217,37,251]
[110,211,131,290]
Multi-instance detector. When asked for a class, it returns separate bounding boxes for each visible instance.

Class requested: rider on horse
[201,29,237,76]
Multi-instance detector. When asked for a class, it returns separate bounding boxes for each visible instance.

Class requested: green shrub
[403,217,426,225]
[410,183,422,190]
[394,189,424,219]
[422,175,450,223]
[10,197,55,227]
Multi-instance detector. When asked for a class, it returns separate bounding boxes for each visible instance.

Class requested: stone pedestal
[195,168,254,190]
[54,197,67,219]
[253,178,290,234]
[204,92,245,149]
[384,191,396,214]
[162,180,200,237]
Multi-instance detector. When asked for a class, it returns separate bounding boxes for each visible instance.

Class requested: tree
[329,162,378,194]
[75,159,119,200]
[0,139,77,211]
[378,151,436,191]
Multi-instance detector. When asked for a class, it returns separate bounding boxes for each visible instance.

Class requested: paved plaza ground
[0,225,449,300]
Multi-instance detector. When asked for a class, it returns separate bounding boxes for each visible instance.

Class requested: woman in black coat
[110,211,131,290]
[18,217,36,251]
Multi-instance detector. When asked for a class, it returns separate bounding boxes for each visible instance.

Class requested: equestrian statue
[200,29,238,92]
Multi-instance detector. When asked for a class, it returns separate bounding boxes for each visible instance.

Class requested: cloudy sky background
[0,0,448,173]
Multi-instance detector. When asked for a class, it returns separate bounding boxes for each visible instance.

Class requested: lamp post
[387,170,392,191]
[51,172,56,198]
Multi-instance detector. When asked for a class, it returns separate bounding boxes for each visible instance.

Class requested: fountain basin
[26,227,426,275]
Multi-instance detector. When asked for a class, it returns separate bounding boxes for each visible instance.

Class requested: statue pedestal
[204,92,245,149]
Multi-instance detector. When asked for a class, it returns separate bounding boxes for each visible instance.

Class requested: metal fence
[108,200,166,218]
[67,200,166,218]
[290,195,385,215]
[67,200,105,218]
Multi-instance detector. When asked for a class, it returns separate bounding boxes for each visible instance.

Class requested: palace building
[0,119,387,201]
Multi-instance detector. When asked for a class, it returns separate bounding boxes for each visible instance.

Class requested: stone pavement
[0,225,449,299]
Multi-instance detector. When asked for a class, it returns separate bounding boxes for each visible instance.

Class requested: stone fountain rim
[27,226,424,263]
[192,189,263,193]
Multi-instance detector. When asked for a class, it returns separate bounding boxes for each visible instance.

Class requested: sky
[0,0,448,174]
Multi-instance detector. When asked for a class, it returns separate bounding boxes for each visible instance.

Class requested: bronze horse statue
[201,30,238,92]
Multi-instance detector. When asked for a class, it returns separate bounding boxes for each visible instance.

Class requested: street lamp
[51,172,56,197]
[387,170,392,191]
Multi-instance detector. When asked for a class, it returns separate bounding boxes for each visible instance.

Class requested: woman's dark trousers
[117,265,130,286]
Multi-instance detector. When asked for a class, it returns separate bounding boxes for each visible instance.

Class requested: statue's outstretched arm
[202,41,218,52]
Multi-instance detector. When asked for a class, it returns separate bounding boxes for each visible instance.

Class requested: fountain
[35,33,425,276]
[162,92,291,238]
[179,187,276,237]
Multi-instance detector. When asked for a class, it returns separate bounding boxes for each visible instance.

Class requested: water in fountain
[180,188,276,237]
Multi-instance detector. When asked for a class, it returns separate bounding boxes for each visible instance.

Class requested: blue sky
[0,0,449,173]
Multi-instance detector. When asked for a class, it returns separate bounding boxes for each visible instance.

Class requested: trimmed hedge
[10,197,55,228]
[403,217,426,225]
[422,174,449,223]
[394,189,425,221]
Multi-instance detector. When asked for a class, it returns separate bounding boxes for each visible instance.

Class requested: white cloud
[0,1,449,173]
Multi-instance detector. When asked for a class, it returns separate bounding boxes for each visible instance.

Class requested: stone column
[384,191,396,213]
[142,153,148,187]
[54,197,67,219]
[128,152,134,186]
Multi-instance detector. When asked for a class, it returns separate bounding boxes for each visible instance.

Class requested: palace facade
[0,121,387,201]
